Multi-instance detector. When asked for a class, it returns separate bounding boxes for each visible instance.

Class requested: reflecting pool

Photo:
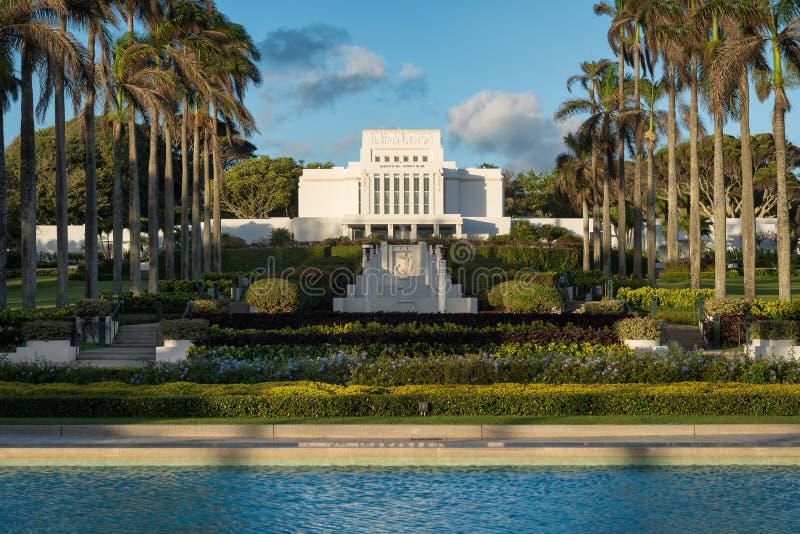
[0,466,798,533]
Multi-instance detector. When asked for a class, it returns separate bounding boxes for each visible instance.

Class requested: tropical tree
[640,78,666,286]
[566,59,613,270]
[596,0,630,278]
[0,37,18,309]
[555,134,592,271]
[1,0,85,309]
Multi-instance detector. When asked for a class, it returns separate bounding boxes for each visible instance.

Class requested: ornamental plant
[703,298,750,318]
[487,281,565,313]
[245,278,310,313]
[160,319,210,341]
[73,299,113,318]
[617,287,714,313]
[750,320,799,341]
[613,317,663,341]
[21,320,71,341]
[583,300,626,315]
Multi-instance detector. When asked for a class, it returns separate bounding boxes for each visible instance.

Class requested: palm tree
[749,0,800,301]
[709,2,766,303]
[0,42,18,309]
[556,68,630,279]
[641,78,666,286]
[566,59,613,270]
[596,0,629,278]
[202,127,211,273]
[556,134,592,271]
[1,0,84,309]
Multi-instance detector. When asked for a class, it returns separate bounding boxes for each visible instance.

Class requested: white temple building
[294,129,512,241]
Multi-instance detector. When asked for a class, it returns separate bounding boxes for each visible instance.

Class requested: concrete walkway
[3,425,800,466]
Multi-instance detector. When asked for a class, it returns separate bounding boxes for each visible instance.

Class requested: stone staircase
[663,324,705,350]
[77,323,160,367]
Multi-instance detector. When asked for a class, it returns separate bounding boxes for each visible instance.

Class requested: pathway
[77,323,159,367]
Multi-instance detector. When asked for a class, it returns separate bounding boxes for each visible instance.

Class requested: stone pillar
[438,258,447,313]
[388,224,394,240]
[411,224,418,240]
[433,224,440,236]
[365,223,372,237]
[456,224,462,237]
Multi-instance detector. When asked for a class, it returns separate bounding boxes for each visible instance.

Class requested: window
[413,156,418,162]
[422,155,428,162]
[403,174,410,214]
[403,156,409,162]
[394,156,399,162]
[423,174,430,214]
[384,156,390,162]
[373,175,380,214]
[384,175,390,214]
[394,175,400,214]
[374,156,380,163]
[413,174,420,214]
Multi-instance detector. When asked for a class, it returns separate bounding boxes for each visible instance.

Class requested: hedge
[222,246,362,273]
[191,311,631,330]
[474,246,580,271]
[617,287,715,312]
[2,381,800,417]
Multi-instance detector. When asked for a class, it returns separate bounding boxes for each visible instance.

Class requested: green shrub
[159,280,199,293]
[568,270,604,294]
[245,278,310,313]
[750,300,800,320]
[658,272,689,282]
[21,320,70,341]
[474,246,581,271]
[268,228,293,246]
[614,317,662,341]
[755,268,777,277]
[73,299,113,318]
[161,319,209,341]
[727,269,741,278]
[583,300,625,315]
[516,271,558,287]
[6,382,800,417]
[191,299,226,314]
[703,298,750,317]
[487,281,564,313]
[750,320,798,340]
[617,287,714,312]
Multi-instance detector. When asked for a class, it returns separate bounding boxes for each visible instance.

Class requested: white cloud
[446,90,566,171]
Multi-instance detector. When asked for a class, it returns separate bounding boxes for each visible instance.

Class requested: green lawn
[5,276,114,309]
[656,275,800,301]
[3,415,800,425]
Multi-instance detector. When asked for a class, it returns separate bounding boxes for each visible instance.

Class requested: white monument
[294,129,511,241]
[333,242,477,313]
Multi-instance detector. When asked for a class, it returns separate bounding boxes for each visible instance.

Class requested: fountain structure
[333,242,477,313]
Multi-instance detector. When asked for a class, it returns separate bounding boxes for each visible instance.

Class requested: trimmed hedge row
[191,311,631,330]
[222,246,362,273]
[200,326,620,347]
[2,381,800,417]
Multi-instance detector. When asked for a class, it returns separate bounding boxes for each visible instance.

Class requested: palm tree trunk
[181,98,190,280]
[84,26,98,300]
[202,130,211,273]
[55,14,68,307]
[689,57,701,290]
[191,105,201,280]
[164,125,175,280]
[147,108,159,294]
[0,102,7,309]
[212,104,222,272]
[582,195,590,271]
[647,137,656,287]
[739,73,755,303]
[712,97,726,299]
[617,43,626,279]
[112,121,123,295]
[20,49,36,310]
[774,96,791,301]
[632,36,642,279]
[129,114,141,295]
[603,150,613,280]
[667,66,678,262]
[592,152,600,269]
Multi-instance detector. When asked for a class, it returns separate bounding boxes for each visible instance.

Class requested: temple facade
[295,129,511,241]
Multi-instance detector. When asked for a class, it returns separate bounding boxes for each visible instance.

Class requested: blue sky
[4,0,791,173]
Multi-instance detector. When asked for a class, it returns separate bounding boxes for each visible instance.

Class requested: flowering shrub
[704,298,749,317]
[750,300,800,321]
